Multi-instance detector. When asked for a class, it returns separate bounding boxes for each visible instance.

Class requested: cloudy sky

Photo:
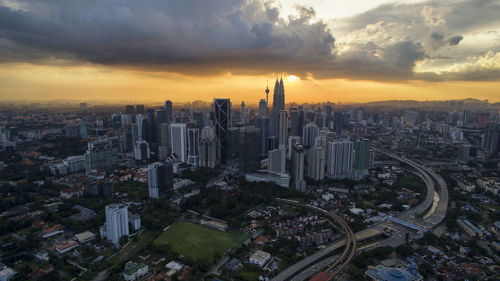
[0,0,499,103]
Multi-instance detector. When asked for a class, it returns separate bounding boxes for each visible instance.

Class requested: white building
[326,140,354,179]
[122,262,148,281]
[308,143,326,181]
[134,140,150,161]
[104,203,129,245]
[249,250,271,267]
[170,123,187,162]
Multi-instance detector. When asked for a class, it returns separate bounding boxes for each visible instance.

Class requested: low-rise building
[249,250,271,267]
[55,239,79,254]
[75,231,96,243]
[122,262,148,281]
[41,224,64,239]
[0,263,17,281]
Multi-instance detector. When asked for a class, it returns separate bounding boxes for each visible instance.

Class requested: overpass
[272,149,448,281]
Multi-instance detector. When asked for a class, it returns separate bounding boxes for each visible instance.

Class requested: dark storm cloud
[447,35,464,46]
[0,0,497,81]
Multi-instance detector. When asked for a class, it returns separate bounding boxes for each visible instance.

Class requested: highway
[273,199,356,281]
[272,148,449,281]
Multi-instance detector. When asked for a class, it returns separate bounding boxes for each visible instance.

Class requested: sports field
[154,221,248,264]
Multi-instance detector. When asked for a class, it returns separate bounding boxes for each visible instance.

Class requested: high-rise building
[165,100,173,122]
[404,110,418,126]
[288,136,302,159]
[308,142,326,181]
[136,104,145,115]
[478,112,490,129]
[302,123,319,147]
[354,139,370,177]
[326,140,354,179]
[268,148,286,177]
[226,127,240,166]
[105,203,129,245]
[278,110,288,149]
[459,144,477,162]
[193,111,204,129]
[270,78,285,138]
[134,140,150,161]
[289,108,304,137]
[214,98,231,164]
[121,114,133,128]
[84,138,120,171]
[79,122,88,139]
[256,117,270,157]
[148,162,173,198]
[239,126,261,174]
[158,146,169,161]
[291,143,306,192]
[482,123,500,157]
[131,123,140,146]
[125,105,134,115]
[156,108,168,144]
[145,109,156,144]
[199,127,220,168]
[187,128,200,166]
[121,131,133,152]
[259,99,267,118]
[170,123,187,162]
[160,123,170,151]
[357,107,364,122]
[463,109,470,124]
[333,112,344,135]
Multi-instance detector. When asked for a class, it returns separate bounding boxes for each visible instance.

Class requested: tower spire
[265,80,270,104]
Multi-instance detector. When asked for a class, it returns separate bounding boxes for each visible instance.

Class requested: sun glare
[287,75,300,82]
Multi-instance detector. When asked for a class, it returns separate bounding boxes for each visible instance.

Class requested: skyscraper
[199,127,220,168]
[187,128,200,166]
[148,162,173,198]
[136,104,145,115]
[288,136,302,159]
[354,138,370,177]
[156,108,168,144]
[145,109,156,144]
[291,143,306,192]
[165,100,173,122]
[270,78,285,138]
[160,123,170,150]
[278,110,288,149]
[170,123,187,162]
[214,98,231,164]
[256,117,270,157]
[326,140,354,179]
[134,140,150,161]
[308,141,326,181]
[125,105,135,115]
[259,99,267,118]
[302,123,319,147]
[482,123,500,157]
[268,148,286,177]
[239,126,261,174]
[105,203,129,245]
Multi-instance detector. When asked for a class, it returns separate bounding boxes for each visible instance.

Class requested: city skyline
[1,0,500,103]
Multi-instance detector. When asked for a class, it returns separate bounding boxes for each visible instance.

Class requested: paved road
[272,199,356,281]
[273,148,449,281]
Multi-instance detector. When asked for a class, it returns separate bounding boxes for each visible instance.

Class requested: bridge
[272,148,449,281]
